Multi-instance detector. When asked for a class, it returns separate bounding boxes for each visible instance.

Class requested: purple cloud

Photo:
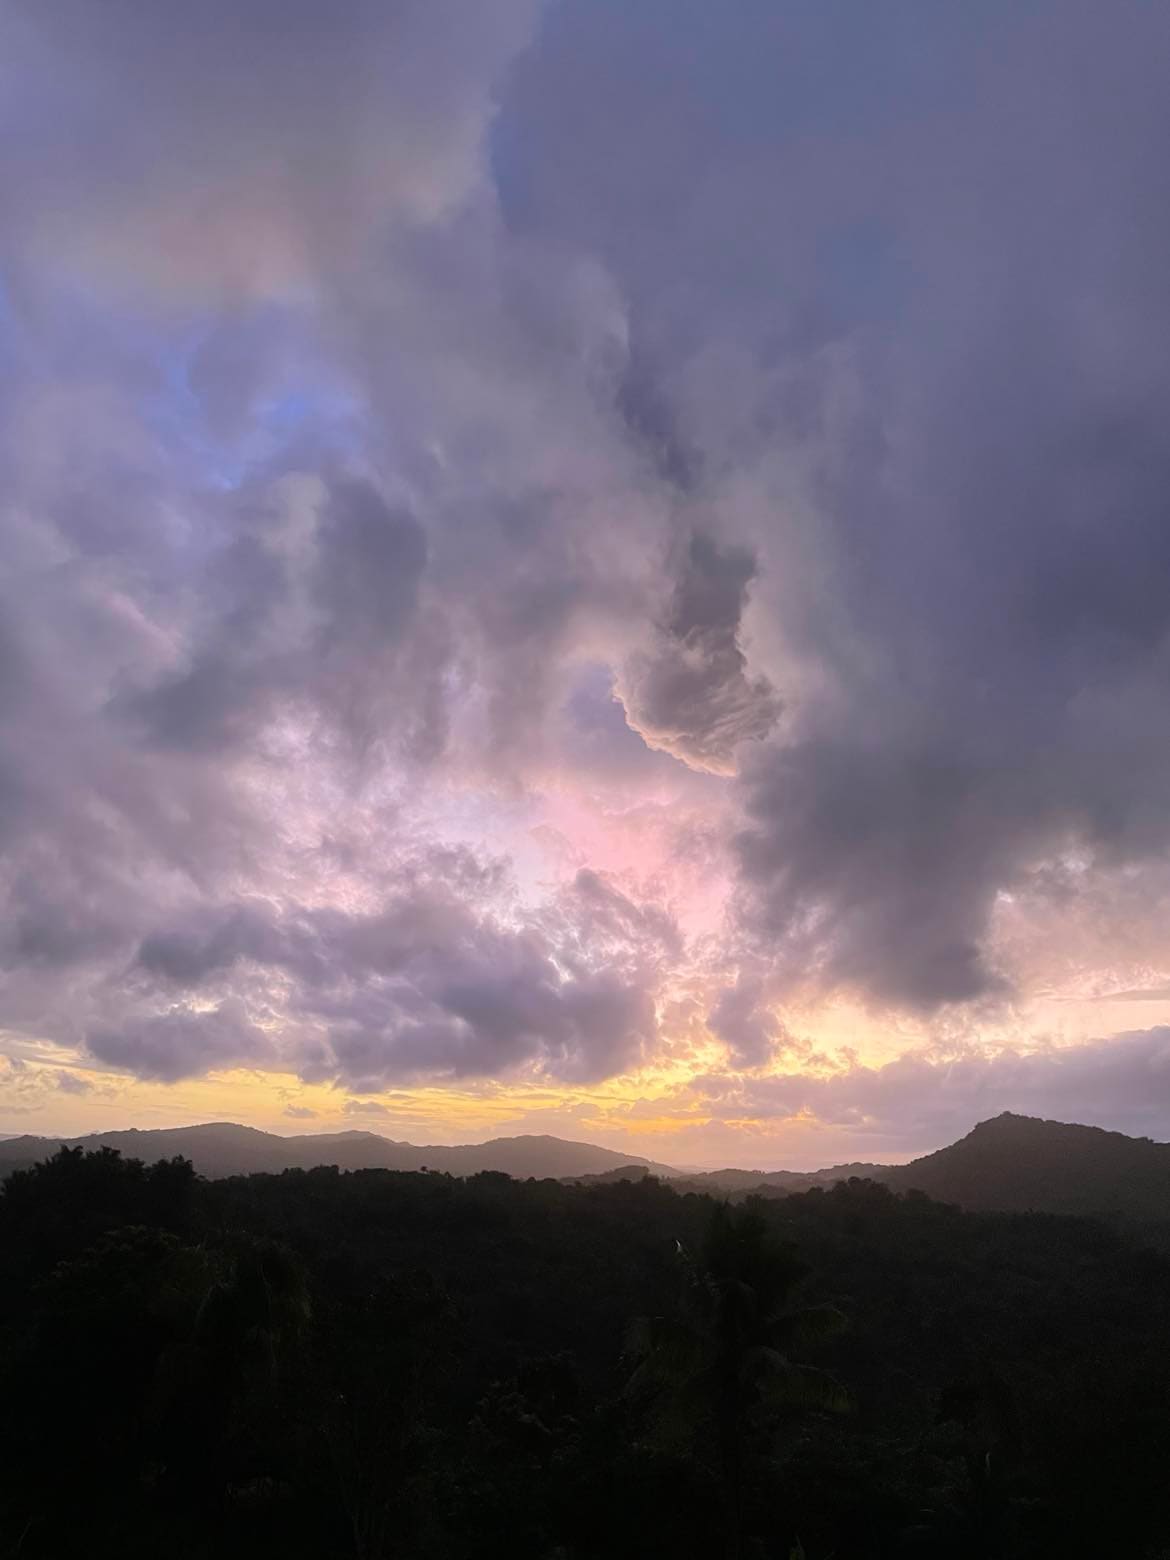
[3,0,1170,1153]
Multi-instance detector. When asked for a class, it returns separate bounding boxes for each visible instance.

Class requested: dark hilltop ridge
[0,1122,680,1182]
[674,1113,1170,1221]
[880,1110,1170,1218]
[4,1112,1170,1220]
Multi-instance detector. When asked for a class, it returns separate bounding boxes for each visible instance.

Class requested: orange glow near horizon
[6,976,1166,1170]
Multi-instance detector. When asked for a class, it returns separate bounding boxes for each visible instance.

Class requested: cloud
[137,905,286,985]
[3,0,1170,1141]
[284,1105,318,1120]
[342,1099,389,1117]
[501,0,1170,1013]
[706,973,789,1070]
[0,0,539,298]
[689,1026,1170,1153]
[116,474,437,760]
[0,0,694,1105]
[734,741,1017,1008]
[1089,985,1170,1004]
[308,891,662,1089]
[54,1071,93,1097]
[87,1000,272,1083]
[618,534,781,774]
[113,864,672,1089]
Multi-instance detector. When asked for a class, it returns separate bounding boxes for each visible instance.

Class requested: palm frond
[752,1352,852,1415]
[772,1303,848,1351]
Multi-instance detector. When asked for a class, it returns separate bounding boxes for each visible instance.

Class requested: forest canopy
[3,1145,1170,1558]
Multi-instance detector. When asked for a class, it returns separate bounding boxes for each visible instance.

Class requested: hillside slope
[679,1114,1170,1221]
[680,1162,888,1196]
[882,1112,1170,1217]
[0,1123,679,1181]
[5,1112,1170,1218]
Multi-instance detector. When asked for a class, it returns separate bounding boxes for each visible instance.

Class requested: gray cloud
[689,1026,1170,1155]
[55,1071,93,1097]
[707,973,790,1070]
[0,0,538,296]
[137,904,296,986]
[115,867,671,1089]
[4,0,1170,1122]
[734,741,1018,1008]
[87,1000,272,1083]
[117,475,436,760]
[618,534,781,774]
[501,0,1170,1011]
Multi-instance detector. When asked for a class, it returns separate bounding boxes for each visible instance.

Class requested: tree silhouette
[319,1273,456,1560]
[626,1198,848,1559]
[5,1145,1170,1557]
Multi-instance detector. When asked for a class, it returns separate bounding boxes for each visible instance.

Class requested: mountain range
[3,1113,1170,1222]
[674,1113,1170,1220]
[0,1123,679,1182]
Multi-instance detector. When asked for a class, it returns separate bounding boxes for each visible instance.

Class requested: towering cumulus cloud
[3,0,1170,1160]
[619,534,780,774]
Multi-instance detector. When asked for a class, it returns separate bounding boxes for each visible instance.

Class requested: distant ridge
[879,1111,1170,1218]
[4,1113,1169,1220]
[678,1160,890,1196]
[680,1113,1170,1221]
[0,1123,679,1182]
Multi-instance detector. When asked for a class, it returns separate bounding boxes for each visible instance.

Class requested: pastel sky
[5,0,1170,1168]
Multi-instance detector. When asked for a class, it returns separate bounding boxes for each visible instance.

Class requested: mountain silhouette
[681,1113,1170,1220]
[5,1112,1170,1219]
[679,1161,889,1195]
[879,1111,1170,1217]
[0,1123,679,1181]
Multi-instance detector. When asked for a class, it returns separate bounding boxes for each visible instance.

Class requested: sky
[4,1,1170,1169]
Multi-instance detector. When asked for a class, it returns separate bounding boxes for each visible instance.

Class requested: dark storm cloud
[501,0,1170,1010]
[120,869,670,1088]
[120,476,435,758]
[88,1000,272,1083]
[6,0,1170,1111]
[344,960,653,1087]
[735,741,1018,1008]
[0,463,453,1072]
[137,905,291,985]
[619,534,781,774]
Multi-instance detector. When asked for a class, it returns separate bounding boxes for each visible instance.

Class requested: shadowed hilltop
[880,1111,1170,1218]
[0,1123,679,1182]
[5,1112,1170,1220]
[675,1113,1170,1221]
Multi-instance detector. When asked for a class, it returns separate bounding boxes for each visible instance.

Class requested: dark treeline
[3,1148,1170,1558]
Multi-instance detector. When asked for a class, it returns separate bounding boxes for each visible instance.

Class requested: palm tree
[155,1235,312,1512]
[319,1274,455,1560]
[626,1199,849,1560]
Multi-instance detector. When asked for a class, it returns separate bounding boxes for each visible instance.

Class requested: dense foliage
[3,1148,1170,1558]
